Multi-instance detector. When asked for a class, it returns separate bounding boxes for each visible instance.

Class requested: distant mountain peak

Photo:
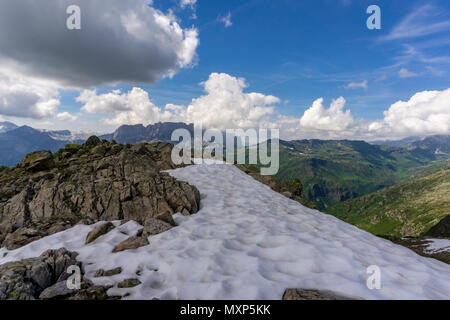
[0,121,18,134]
[108,122,194,144]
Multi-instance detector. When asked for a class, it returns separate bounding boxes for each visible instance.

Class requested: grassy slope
[275,140,437,209]
[326,161,450,237]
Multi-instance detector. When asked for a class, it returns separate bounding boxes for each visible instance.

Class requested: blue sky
[1,0,449,140]
[135,0,450,119]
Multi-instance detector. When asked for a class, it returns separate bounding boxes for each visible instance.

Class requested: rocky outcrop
[117,278,141,288]
[113,234,149,253]
[282,289,355,300]
[19,151,55,172]
[85,222,115,244]
[142,218,173,237]
[425,215,450,238]
[0,248,79,300]
[2,227,45,250]
[94,267,122,278]
[0,248,118,300]
[0,138,201,249]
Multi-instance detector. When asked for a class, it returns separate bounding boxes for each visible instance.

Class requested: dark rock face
[0,248,80,300]
[282,289,355,300]
[39,281,75,299]
[0,139,200,249]
[425,215,450,238]
[0,248,118,300]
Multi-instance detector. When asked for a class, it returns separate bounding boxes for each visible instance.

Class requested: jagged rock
[112,235,149,253]
[143,218,173,237]
[94,267,122,277]
[0,139,201,249]
[66,279,120,300]
[0,248,80,300]
[3,227,44,250]
[47,224,67,235]
[83,136,101,148]
[117,278,141,288]
[282,191,293,198]
[0,248,119,300]
[19,151,55,172]
[30,261,53,289]
[85,222,115,244]
[282,289,355,300]
[39,281,75,299]
[425,215,450,238]
[155,211,176,226]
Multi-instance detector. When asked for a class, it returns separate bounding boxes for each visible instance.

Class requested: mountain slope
[370,136,422,147]
[276,139,439,209]
[408,135,450,154]
[0,126,73,166]
[1,162,449,300]
[327,161,450,237]
[0,121,18,133]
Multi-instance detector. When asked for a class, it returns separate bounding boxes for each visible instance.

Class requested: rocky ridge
[0,137,200,250]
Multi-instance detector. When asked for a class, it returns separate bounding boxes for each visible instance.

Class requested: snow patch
[1,163,449,300]
[423,238,450,254]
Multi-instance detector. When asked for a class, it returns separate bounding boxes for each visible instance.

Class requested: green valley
[275,139,441,209]
[326,161,450,237]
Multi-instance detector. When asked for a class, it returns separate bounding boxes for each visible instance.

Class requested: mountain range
[0,122,193,167]
[275,139,447,209]
[0,126,77,167]
[1,121,449,211]
[0,121,18,134]
[99,122,194,144]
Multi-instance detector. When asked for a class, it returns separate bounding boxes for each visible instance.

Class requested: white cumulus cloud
[78,87,179,126]
[185,73,279,129]
[77,73,280,130]
[56,112,78,122]
[75,73,450,141]
[299,97,354,131]
[369,89,450,137]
